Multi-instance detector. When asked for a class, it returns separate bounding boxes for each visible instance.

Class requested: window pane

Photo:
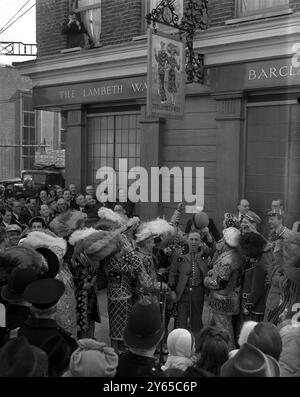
[30,113,35,127]
[129,145,136,158]
[237,0,289,15]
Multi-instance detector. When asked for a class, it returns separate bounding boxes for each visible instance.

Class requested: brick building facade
[0,65,31,180]
[16,0,300,228]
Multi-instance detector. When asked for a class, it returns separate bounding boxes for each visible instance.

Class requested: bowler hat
[247,323,282,361]
[36,247,60,279]
[1,266,37,302]
[221,343,280,377]
[0,336,48,377]
[24,278,65,310]
[123,300,164,349]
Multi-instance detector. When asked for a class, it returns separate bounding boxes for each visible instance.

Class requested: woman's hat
[95,207,125,231]
[247,322,282,361]
[49,210,87,238]
[64,339,118,377]
[123,300,164,349]
[1,266,37,302]
[35,248,60,279]
[0,336,48,377]
[223,227,241,248]
[221,343,280,377]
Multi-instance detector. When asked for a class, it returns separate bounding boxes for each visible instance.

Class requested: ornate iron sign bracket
[146,0,208,84]
[0,41,37,56]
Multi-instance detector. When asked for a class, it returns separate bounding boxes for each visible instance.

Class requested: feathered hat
[223,227,241,248]
[49,210,87,238]
[0,246,44,283]
[19,231,68,278]
[69,228,98,247]
[120,217,141,235]
[72,230,122,264]
[142,218,176,242]
[94,207,126,231]
[223,213,240,230]
[135,222,159,244]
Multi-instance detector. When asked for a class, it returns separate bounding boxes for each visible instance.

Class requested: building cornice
[14,13,300,87]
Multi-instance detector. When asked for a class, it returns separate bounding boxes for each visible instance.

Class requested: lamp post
[146,0,209,84]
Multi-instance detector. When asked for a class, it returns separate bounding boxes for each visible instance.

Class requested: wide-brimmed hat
[1,266,37,302]
[49,210,87,238]
[0,336,48,377]
[0,246,44,283]
[247,322,282,361]
[94,207,126,231]
[135,229,158,244]
[120,217,141,235]
[71,230,121,264]
[123,300,164,349]
[19,231,67,278]
[35,248,60,279]
[24,278,65,310]
[221,343,280,377]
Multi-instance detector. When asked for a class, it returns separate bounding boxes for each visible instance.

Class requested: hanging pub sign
[147,29,185,120]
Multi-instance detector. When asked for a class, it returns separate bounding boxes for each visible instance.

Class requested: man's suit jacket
[11,213,27,230]
[168,252,208,302]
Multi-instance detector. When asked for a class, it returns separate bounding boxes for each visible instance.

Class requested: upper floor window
[236,0,289,17]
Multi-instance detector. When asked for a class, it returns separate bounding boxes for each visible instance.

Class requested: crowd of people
[0,182,299,378]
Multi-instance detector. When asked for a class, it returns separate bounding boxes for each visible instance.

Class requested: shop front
[210,55,300,226]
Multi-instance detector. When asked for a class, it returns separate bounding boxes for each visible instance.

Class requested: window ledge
[132,35,147,42]
[226,8,293,25]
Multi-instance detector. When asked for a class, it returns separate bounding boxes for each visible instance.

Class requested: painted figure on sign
[154,41,169,104]
[166,43,181,105]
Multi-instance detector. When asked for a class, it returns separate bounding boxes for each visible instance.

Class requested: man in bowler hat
[116,300,165,377]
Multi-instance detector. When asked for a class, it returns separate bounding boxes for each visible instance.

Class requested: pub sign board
[147,29,186,120]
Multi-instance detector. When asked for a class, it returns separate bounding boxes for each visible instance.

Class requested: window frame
[236,0,290,18]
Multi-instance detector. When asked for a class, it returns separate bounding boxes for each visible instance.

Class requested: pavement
[94,288,213,346]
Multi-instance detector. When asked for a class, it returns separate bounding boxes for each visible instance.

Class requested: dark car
[21,166,65,190]
[0,178,23,194]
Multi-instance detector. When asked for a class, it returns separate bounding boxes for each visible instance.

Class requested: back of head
[124,300,164,350]
[0,337,48,377]
[65,339,118,377]
[247,322,282,361]
[195,327,229,376]
[240,232,266,259]
[167,328,194,358]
